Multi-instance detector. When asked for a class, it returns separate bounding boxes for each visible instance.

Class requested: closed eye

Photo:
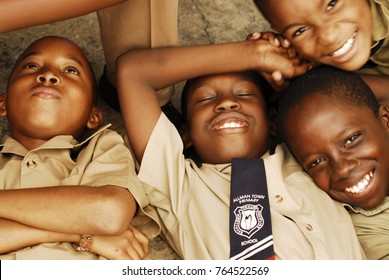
[197,96,215,104]
[236,92,254,98]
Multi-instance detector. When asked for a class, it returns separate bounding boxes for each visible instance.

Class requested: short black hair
[277,65,380,142]
[180,70,272,123]
[252,0,272,10]
[252,0,273,20]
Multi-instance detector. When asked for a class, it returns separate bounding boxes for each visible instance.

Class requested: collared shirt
[346,197,389,260]
[0,124,159,260]
[137,113,365,260]
[357,0,389,75]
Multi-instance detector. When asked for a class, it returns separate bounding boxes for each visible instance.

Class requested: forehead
[261,0,318,30]
[17,37,90,67]
[189,72,262,93]
[287,94,375,132]
[263,0,367,32]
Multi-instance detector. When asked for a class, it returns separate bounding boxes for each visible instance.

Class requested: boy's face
[4,37,99,144]
[261,0,372,71]
[284,94,389,209]
[185,72,270,164]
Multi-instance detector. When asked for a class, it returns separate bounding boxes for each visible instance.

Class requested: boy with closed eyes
[116,39,365,259]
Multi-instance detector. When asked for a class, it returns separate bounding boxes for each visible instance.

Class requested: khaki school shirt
[0,124,159,260]
[357,0,389,75]
[346,197,389,260]
[137,113,365,260]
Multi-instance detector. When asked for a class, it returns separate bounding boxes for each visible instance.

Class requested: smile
[212,119,248,130]
[329,33,356,57]
[344,170,374,194]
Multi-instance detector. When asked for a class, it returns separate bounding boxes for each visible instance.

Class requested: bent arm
[0,217,147,260]
[0,0,126,33]
[0,218,80,254]
[0,185,136,235]
[117,40,308,162]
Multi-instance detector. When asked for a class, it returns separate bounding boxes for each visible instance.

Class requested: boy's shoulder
[72,124,130,158]
[263,143,302,173]
[0,124,127,158]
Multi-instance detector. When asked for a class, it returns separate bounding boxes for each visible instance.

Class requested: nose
[36,70,60,85]
[316,23,339,47]
[331,156,358,182]
[215,97,240,113]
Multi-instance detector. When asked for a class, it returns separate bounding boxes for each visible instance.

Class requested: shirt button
[275,195,283,203]
[26,160,37,169]
[306,224,313,231]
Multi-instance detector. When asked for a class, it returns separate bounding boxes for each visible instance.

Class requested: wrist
[73,235,93,252]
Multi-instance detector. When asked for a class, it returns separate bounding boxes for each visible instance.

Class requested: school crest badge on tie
[230,158,275,260]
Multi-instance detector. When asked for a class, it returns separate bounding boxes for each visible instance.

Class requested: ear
[179,124,193,150]
[0,94,7,117]
[268,108,278,140]
[379,105,389,131]
[86,106,103,129]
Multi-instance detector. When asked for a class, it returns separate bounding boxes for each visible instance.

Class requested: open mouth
[344,170,374,194]
[212,119,248,130]
[329,32,356,57]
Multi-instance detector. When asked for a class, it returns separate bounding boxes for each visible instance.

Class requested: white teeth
[218,122,243,129]
[330,34,355,57]
[344,171,373,194]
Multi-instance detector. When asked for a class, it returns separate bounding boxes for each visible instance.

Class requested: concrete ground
[0,0,269,259]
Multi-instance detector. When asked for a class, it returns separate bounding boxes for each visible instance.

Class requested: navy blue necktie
[229,158,275,260]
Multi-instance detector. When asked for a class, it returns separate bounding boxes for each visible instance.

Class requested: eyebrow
[281,0,326,34]
[20,51,86,69]
[282,23,302,35]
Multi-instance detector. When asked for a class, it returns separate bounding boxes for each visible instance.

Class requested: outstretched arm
[117,39,311,163]
[0,217,80,254]
[0,0,126,33]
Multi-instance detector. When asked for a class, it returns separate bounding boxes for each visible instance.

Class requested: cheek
[309,172,331,194]
[289,38,315,56]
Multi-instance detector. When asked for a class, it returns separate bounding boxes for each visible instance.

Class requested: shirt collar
[0,123,111,156]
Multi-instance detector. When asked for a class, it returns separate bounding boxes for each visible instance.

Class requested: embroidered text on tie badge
[230,158,275,260]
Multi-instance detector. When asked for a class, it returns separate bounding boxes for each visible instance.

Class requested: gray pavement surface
[0,0,269,259]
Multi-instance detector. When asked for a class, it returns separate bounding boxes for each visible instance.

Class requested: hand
[246,32,313,92]
[246,31,291,49]
[91,224,149,260]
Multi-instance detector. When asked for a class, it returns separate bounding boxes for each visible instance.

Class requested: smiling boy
[253,0,389,106]
[116,40,365,259]
[277,65,389,259]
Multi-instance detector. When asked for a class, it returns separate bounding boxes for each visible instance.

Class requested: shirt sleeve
[65,128,161,238]
[137,113,190,227]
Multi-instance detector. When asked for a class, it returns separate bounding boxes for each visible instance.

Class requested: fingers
[128,224,149,260]
[90,225,150,260]
[246,31,283,47]
[246,32,261,41]
[292,61,314,77]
